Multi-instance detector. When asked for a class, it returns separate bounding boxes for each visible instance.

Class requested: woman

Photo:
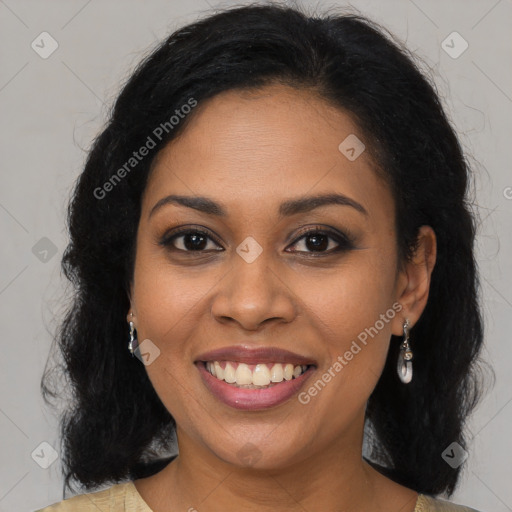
[37,3,488,511]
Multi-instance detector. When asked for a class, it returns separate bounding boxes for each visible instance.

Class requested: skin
[126,83,436,512]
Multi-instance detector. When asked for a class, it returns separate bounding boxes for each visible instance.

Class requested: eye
[159,227,223,252]
[286,226,355,255]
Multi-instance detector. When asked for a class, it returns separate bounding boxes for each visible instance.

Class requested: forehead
[142,84,393,223]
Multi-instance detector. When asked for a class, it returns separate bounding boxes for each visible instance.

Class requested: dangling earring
[128,313,138,356]
[397,319,413,384]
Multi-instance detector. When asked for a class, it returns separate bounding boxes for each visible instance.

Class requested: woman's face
[128,84,423,469]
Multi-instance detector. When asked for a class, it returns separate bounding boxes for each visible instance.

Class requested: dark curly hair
[41,1,492,500]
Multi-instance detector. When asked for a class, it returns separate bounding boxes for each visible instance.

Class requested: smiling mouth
[202,361,313,389]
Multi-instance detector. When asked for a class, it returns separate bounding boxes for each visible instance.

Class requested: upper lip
[195,345,317,366]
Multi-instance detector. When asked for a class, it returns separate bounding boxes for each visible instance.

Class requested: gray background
[0,0,510,511]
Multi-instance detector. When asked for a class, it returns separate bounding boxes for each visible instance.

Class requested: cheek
[131,248,227,418]
[293,264,396,436]
[299,248,397,388]
[306,249,397,337]
[131,257,206,422]
[132,245,217,346]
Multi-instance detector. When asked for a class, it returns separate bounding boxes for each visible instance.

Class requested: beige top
[35,481,482,511]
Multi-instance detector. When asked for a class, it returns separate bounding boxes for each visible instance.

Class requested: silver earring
[397,319,413,384]
[128,317,138,356]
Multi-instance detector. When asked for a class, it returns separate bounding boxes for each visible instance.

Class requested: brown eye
[159,228,223,252]
[286,228,355,255]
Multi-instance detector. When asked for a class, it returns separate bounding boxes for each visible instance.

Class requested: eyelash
[158,225,356,257]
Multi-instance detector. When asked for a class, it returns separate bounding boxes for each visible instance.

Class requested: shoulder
[416,493,484,512]
[34,481,152,512]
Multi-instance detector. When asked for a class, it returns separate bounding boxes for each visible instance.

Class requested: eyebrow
[148,192,368,219]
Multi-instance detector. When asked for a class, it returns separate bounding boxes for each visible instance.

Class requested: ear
[391,225,437,335]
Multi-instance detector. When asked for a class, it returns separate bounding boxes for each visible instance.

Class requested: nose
[210,249,296,331]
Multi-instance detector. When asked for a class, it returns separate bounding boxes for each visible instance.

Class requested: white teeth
[205,361,309,387]
[252,364,271,386]
[270,363,283,382]
[283,363,294,381]
[224,362,236,383]
[235,363,253,385]
[214,361,224,380]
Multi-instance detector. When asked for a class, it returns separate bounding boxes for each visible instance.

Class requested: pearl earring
[397,319,413,384]
[128,313,138,356]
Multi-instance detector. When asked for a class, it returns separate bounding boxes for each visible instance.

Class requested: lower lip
[196,362,315,410]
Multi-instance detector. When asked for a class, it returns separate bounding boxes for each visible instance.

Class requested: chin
[207,437,307,472]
